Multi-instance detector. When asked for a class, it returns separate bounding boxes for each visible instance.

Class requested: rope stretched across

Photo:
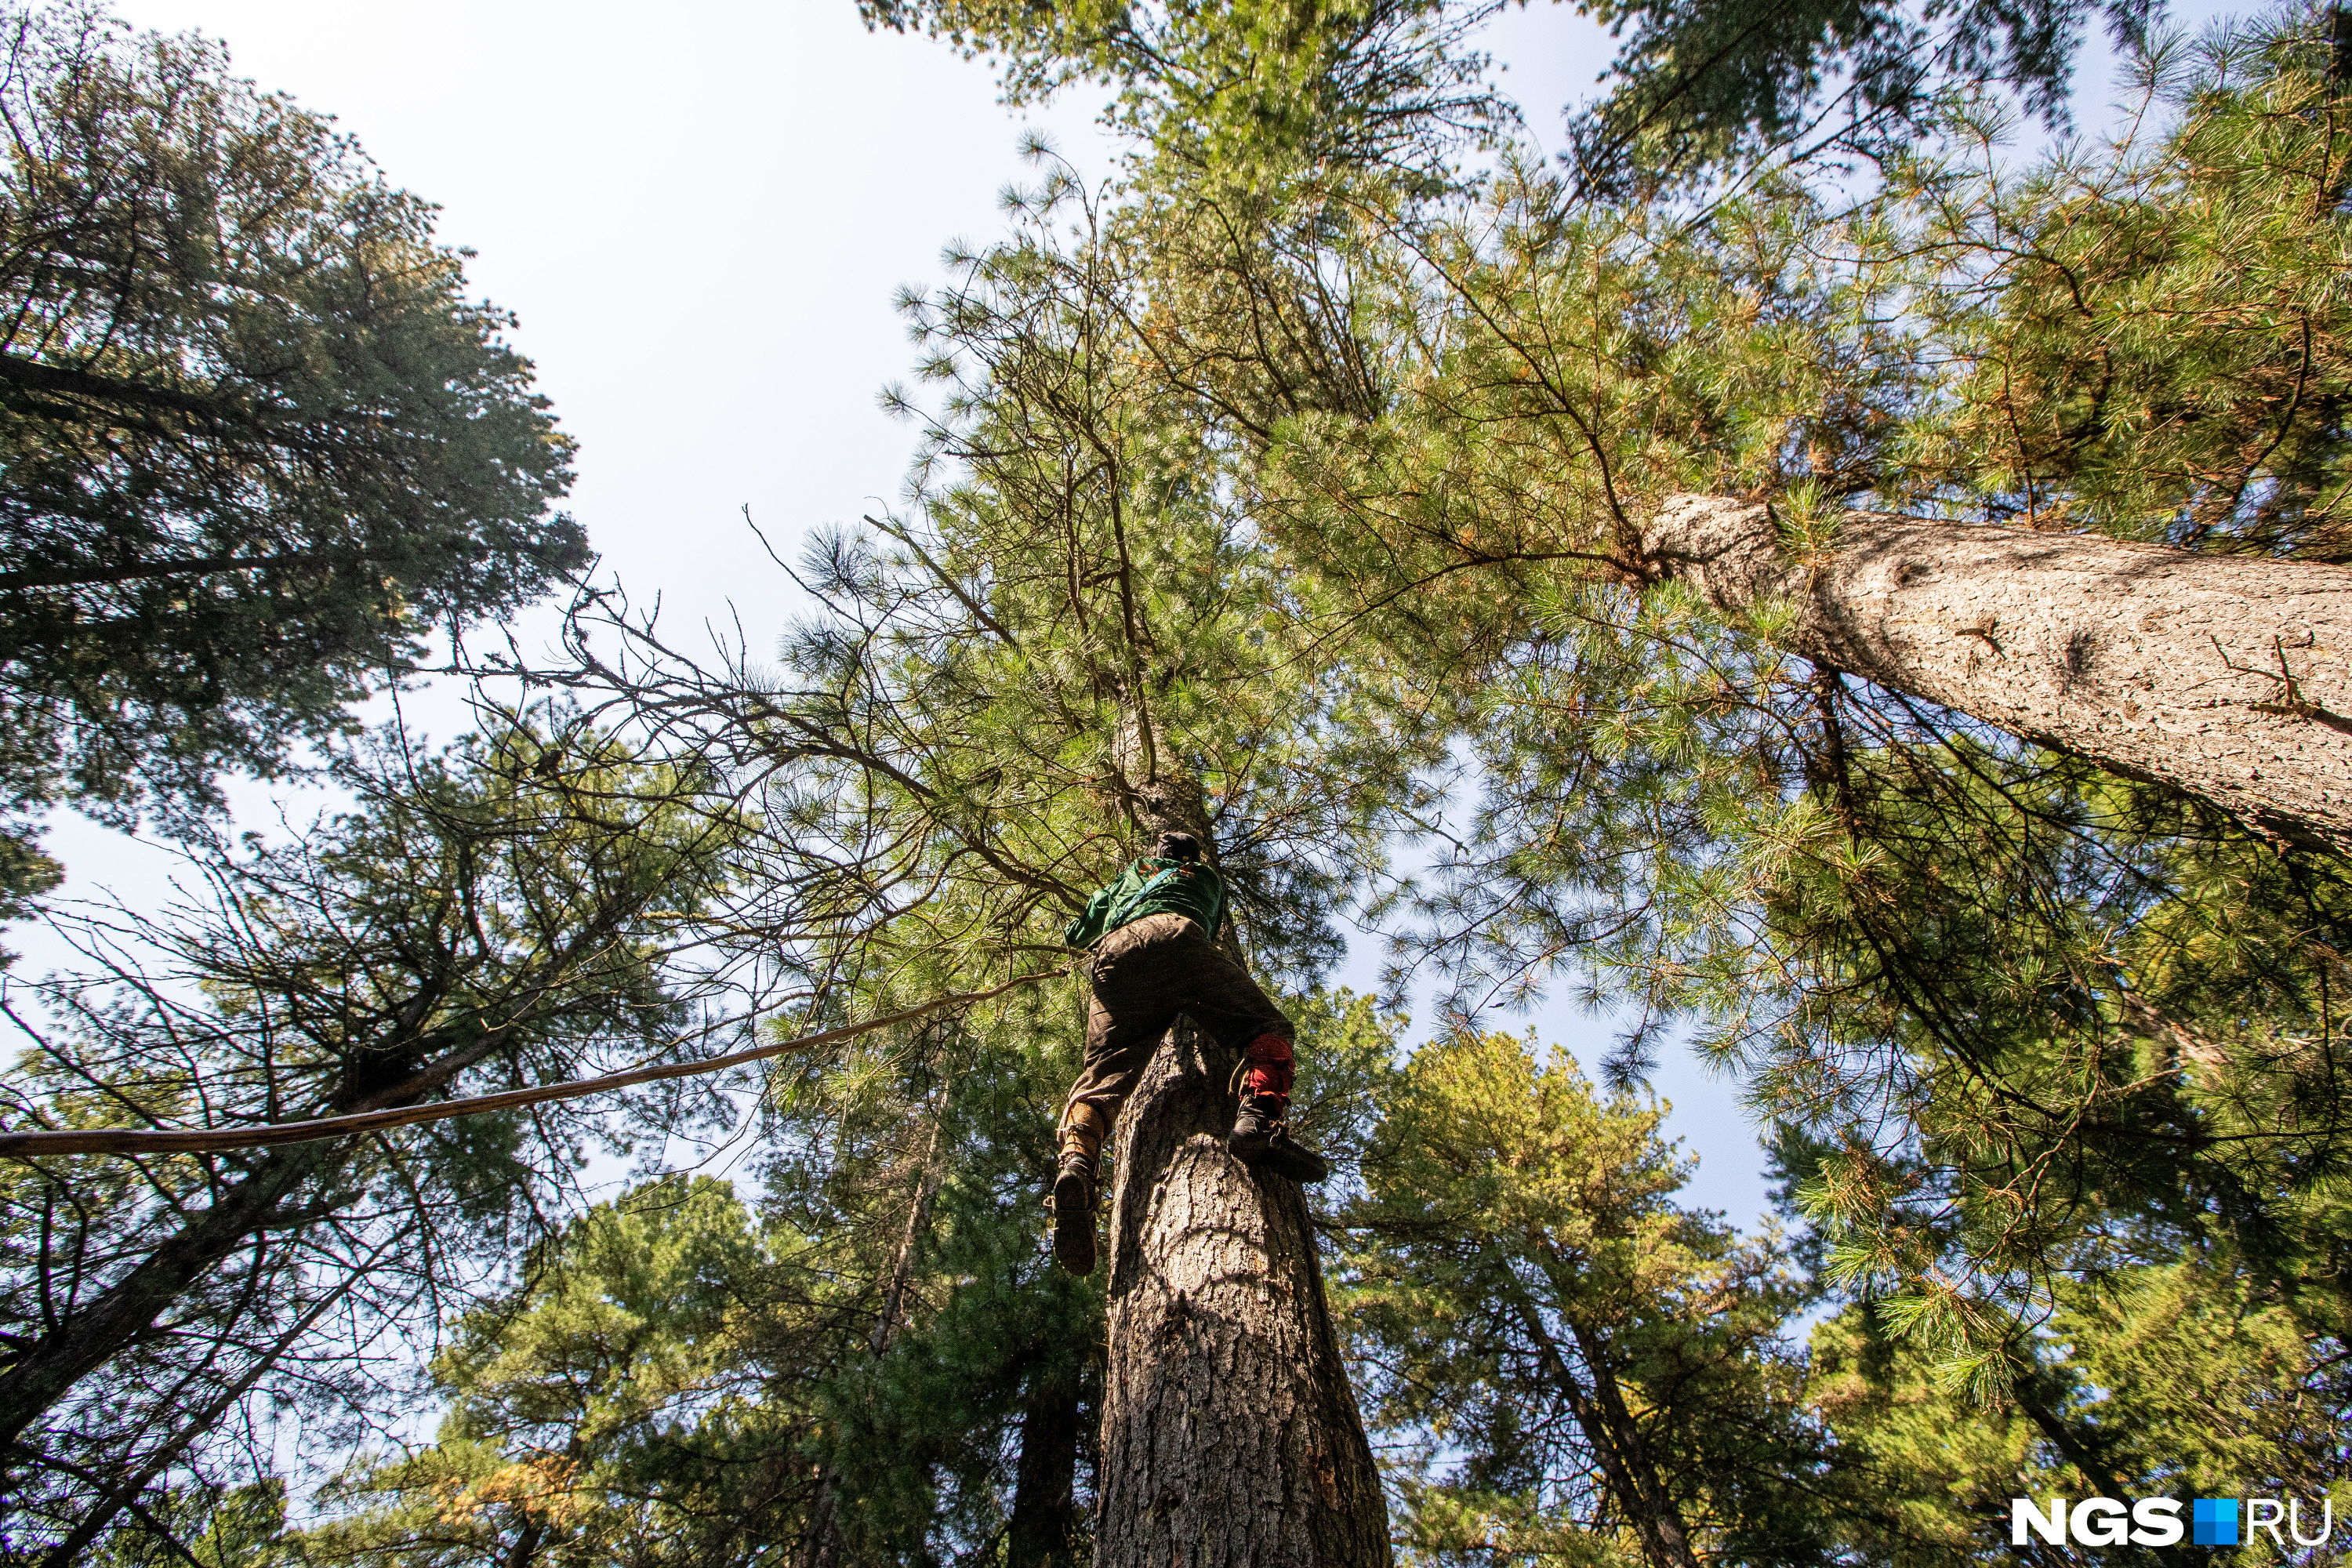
[0,968,1064,1160]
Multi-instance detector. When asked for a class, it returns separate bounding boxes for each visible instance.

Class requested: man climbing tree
[550,155,1406,1559]
[1051,828,1329,1276]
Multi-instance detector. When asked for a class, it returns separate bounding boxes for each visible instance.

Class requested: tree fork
[1642,494,2352,855]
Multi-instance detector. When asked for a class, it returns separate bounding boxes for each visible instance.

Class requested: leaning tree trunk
[0,1141,335,1460]
[0,1029,499,1460]
[1643,494,2352,855]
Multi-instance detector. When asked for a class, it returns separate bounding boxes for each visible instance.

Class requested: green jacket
[1062,855,1226,949]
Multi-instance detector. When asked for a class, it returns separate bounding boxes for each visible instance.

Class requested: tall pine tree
[558,164,1427,1560]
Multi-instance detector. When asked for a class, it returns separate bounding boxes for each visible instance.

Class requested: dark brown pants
[1058,913,1293,1156]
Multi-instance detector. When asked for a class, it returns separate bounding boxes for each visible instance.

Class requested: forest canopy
[2,0,2349,1563]
[0,2,583,914]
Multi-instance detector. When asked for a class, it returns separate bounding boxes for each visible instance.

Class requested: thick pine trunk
[1094,1018,1390,1566]
[1644,495,2352,854]
[1091,730,1387,1563]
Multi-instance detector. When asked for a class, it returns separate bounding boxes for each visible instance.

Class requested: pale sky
[29,0,2228,1225]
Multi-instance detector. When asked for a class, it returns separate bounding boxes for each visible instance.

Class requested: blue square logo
[2193,1499,2239,1546]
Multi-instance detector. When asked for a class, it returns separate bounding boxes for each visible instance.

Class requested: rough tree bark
[1087,771,1390,1567]
[1095,1023,1390,1566]
[1643,495,2352,854]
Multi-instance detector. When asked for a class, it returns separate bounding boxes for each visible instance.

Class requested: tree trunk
[872,1111,946,1356]
[1643,494,2352,854]
[0,1142,336,1457]
[1559,1321,1703,1568]
[1008,1353,1083,1567]
[1092,723,1387,1563]
[33,1239,383,1568]
[1501,1284,1698,1568]
[799,1107,946,1568]
[1093,1017,1390,1566]
[0,1033,495,1459]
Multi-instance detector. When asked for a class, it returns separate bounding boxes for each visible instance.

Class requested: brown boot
[1048,1103,1110,1276]
[1229,1095,1331,1184]
[1049,1149,1098,1275]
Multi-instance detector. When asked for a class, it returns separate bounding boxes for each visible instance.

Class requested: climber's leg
[1225,1031,1331,1183]
[1155,923,1330,1185]
[1051,915,1188,1276]
[1058,914,1191,1149]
